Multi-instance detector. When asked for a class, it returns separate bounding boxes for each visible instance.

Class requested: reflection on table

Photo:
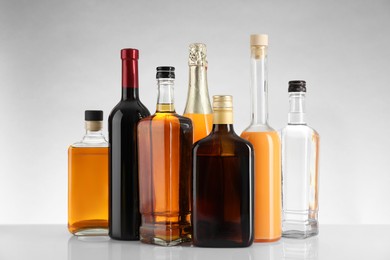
[67,235,319,260]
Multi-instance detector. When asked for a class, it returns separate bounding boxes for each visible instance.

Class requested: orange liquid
[240,131,281,242]
[68,147,108,235]
[183,113,213,143]
[138,112,193,245]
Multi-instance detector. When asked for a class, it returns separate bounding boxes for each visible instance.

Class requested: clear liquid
[280,124,320,239]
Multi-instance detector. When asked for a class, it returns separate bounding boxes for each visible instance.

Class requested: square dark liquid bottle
[192,95,254,247]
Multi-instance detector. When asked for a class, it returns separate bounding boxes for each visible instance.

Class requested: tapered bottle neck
[184,65,212,114]
[212,124,235,134]
[250,45,269,126]
[122,59,139,100]
[288,92,306,125]
[156,79,175,113]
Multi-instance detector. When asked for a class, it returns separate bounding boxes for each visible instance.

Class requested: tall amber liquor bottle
[108,49,150,240]
[183,43,213,143]
[138,67,193,246]
[68,110,108,235]
[193,95,254,247]
[240,34,282,242]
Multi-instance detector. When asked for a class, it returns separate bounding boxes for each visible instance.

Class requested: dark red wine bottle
[109,48,150,240]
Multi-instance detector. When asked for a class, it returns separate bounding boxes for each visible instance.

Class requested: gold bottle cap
[213,95,233,124]
[213,95,233,110]
[250,34,268,46]
[189,43,208,66]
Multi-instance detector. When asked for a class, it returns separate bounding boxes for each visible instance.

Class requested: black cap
[85,110,103,121]
[288,80,306,92]
[156,66,175,79]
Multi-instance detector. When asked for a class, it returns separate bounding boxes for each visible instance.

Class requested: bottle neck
[288,93,306,125]
[82,123,107,144]
[212,124,235,134]
[156,79,175,113]
[184,66,212,114]
[122,59,139,100]
[250,45,269,126]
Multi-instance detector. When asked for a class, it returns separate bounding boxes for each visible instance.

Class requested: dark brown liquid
[192,124,254,247]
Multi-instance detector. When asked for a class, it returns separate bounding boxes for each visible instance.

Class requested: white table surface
[0,225,389,260]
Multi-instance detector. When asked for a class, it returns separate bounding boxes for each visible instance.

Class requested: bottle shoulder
[280,124,319,137]
[109,100,150,122]
[138,112,193,129]
[71,140,108,148]
[243,124,275,133]
[193,132,253,154]
[109,100,150,116]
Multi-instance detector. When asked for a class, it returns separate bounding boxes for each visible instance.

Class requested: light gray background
[0,0,389,224]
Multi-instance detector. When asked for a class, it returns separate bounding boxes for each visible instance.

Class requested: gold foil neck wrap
[189,43,208,66]
[85,121,102,131]
[213,95,233,124]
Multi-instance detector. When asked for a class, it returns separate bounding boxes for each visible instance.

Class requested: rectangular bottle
[138,67,193,246]
[240,34,282,242]
[281,81,320,238]
[193,95,254,248]
[108,49,151,240]
[183,43,213,143]
[68,110,108,236]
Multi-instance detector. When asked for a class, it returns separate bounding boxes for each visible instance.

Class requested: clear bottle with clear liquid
[280,80,320,239]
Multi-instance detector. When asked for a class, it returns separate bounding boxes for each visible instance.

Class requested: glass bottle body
[68,129,108,236]
[183,44,213,143]
[109,49,151,240]
[281,91,320,239]
[193,124,254,247]
[138,76,193,246]
[240,38,281,242]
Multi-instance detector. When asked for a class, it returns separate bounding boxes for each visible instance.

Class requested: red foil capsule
[121,48,139,88]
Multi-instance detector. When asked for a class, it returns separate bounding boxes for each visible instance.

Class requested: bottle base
[140,222,191,246]
[73,228,108,236]
[282,220,318,239]
[254,237,281,243]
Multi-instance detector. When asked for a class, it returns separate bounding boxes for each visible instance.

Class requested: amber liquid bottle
[193,95,254,248]
[183,43,213,143]
[108,49,150,240]
[68,110,108,236]
[240,34,282,242]
[138,67,193,246]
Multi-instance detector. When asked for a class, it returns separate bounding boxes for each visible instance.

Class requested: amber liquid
[68,146,109,235]
[193,125,254,247]
[240,131,281,242]
[138,109,193,246]
[183,113,213,143]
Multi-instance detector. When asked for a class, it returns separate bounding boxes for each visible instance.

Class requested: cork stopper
[85,110,103,131]
[189,43,208,66]
[213,95,233,124]
[250,34,268,46]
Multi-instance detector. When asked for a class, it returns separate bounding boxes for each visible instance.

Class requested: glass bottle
[240,34,282,242]
[68,110,108,236]
[183,43,213,143]
[280,80,320,239]
[138,66,193,246]
[108,48,151,240]
[193,95,254,248]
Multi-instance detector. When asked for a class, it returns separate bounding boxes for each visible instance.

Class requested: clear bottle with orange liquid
[183,43,213,143]
[138,67,193,246]
[68,110,108,236]
[240,34,282,242]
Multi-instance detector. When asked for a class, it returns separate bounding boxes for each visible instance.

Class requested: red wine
[108,48,150,240]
